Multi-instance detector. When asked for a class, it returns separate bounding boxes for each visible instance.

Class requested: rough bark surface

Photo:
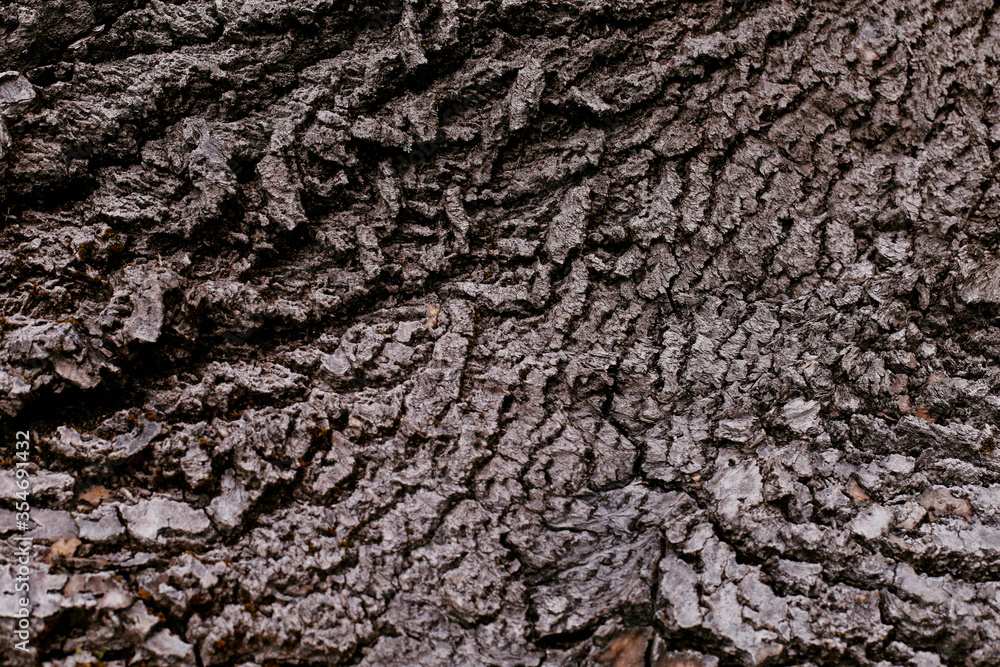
[2,0,1000,665]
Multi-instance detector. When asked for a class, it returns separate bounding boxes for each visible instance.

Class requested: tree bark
[2,0,1000,665]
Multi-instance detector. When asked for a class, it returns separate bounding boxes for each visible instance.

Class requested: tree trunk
[2,0,1000,665]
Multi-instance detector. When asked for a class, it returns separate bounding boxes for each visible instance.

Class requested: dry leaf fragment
[80,486,111,506]
[918,488,973,519]
[913,406,935,423]
[847,478,870,503]
[597,629,650,667]
[50,537,81,559]
[425,303,440,328]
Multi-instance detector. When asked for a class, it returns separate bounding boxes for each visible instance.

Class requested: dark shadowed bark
[2,0,1000,665]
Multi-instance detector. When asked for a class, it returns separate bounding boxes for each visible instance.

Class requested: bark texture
[2,0,1000,665]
